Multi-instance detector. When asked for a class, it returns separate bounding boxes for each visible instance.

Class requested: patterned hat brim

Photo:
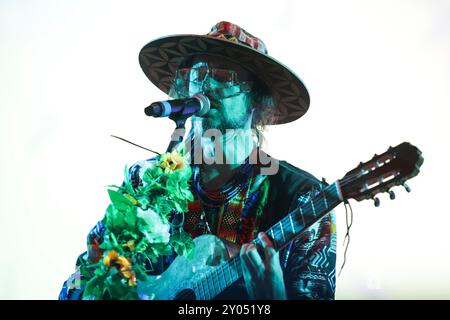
[139,35,310,125]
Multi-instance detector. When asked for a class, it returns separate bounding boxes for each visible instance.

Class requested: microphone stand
[165,115,188,153]
[146,94,210,154]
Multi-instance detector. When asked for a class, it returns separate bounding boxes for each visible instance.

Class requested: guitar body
[137,234,233,300]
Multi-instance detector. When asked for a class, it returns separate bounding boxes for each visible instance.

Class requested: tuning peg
[373,197,380,207]
[403,183,411,193]
[388,190,396,200]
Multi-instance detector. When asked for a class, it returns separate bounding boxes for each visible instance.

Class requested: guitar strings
[176,249,245,300]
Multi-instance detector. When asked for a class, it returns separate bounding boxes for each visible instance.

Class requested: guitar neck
[191,181,344,300]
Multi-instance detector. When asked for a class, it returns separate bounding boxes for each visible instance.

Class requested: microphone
[145,93,210,119]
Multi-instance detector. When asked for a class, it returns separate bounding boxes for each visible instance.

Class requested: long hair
[250,79,275,148]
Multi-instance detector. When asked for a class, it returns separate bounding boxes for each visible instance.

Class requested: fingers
[239,240,285,299]
[240,243,264,277]
[240,244,257,299]
[258,232,278,262]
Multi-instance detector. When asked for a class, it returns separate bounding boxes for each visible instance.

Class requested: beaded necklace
[191,158,254,208]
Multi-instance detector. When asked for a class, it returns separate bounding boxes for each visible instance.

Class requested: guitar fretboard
[190,181,343,300]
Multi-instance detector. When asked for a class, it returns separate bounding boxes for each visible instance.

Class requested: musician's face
[202,75,252,132]
[171,58,254,132]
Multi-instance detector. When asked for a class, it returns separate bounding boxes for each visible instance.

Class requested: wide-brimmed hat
[139,21,310,125]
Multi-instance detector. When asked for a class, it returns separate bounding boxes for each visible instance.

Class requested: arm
[282,210,336,300]
[239,188,337,300]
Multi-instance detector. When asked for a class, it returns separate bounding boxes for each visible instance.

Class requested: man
[60,21,336,300]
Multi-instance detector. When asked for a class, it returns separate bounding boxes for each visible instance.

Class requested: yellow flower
[159,150,185,173]
[117,256,132,270]
[128,272,137,287]
[103,249,118,267]
[122,239,136,252]
[102,250,137,286]
[116,256,137,286]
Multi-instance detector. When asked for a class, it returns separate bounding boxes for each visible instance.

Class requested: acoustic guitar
[137,142,423,300]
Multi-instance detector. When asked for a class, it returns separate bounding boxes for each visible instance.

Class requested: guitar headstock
[339,142,423,205]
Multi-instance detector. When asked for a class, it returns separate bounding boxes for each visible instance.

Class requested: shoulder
[256,150,326,226]
[274,160,323,190]
[256,149,324,196]
[269,158,324,206]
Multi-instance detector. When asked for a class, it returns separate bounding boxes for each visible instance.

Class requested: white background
[0,0,449,299]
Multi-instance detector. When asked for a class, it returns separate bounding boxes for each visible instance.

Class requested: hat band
[207,21,268,54]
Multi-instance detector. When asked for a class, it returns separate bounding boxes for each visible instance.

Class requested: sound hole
[174,289,197,300]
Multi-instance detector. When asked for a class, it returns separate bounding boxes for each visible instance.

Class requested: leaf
[105,272,127,299]
[170,231,195,259]
[134,238,149,253]
[142,166,164,184]
[123,206,138,231]
[105,189,139,235]
[105,205,138,235]
[180,187,194,202]
[79,265,93,279]
[146,243,172,262]
[121,165,136,196]
[83,273,108,300]
[152,196,174,217]
[107,189,135,211]
[105,204,127,232]
[136,195,150,209]
[164,166,193,204]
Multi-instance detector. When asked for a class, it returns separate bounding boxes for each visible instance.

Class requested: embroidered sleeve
[58,221,106,300]
[282,191,337,300]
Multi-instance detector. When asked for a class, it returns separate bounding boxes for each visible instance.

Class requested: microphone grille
[193,93,210,117]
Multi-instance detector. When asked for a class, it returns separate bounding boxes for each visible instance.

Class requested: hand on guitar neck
[240,232,287,299]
